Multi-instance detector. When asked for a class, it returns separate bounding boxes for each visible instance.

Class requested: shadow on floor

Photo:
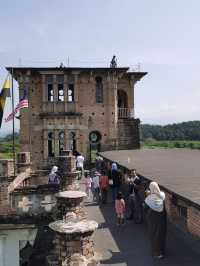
[87,190,200,266]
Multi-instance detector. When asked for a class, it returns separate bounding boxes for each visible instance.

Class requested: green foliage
[0,133,20,159]
[141,121,200,141]
[142,140,200,150]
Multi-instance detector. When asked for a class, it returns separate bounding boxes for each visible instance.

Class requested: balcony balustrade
[118,108,134,119]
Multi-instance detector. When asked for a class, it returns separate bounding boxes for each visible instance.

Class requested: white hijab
[145,181,165,212]
[111,163,118,171]
[51,166,58,174]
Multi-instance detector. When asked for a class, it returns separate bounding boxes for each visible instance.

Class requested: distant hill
[141,121,200,141]
[0,132,19,141]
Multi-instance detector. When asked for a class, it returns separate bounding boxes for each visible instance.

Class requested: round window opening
[89,131,102,143]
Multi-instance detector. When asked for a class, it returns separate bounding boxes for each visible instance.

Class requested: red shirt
[100,175,109,189]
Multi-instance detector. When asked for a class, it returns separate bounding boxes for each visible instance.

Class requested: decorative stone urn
[55,190,87,219]
[49,218,99,266]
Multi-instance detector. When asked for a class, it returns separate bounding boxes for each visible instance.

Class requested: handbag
[109,179,113,185]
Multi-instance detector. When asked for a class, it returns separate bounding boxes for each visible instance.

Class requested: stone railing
[8,167,31,194]
[118,108,134,119]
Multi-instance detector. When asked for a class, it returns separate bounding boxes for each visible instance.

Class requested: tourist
[76,152,85,178]
[84,172,92,199]
[92,171,100,202]
[99,170,109,204]
[145,181,167,259]
[127,169,145,223]
[111,163,121,201]
[95,156,103,172]
[115,191,125,225]
[48,166,60,185]
[110,55,117,68]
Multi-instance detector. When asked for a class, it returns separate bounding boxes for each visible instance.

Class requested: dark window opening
[68,84,74,102]
[46,75,54,102]
[90,143,101,163]
[59,131,65,155]
[117,90,128,108]
[69,132,76,153]
[95,76,103,103]
[58,84,64,101]
[48,132,54,157]
[47,84,54,102]
[178,205,187,219]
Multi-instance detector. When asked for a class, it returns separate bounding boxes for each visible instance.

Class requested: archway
[117,90,128,108]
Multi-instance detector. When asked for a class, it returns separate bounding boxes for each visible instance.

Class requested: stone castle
[7,66,147,169]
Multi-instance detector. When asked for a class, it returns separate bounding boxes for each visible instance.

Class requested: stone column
[42,75,46,112]
[106,73,118,146]
[49,219,98,266]
[53,74,57,112]
[129,76,135,118]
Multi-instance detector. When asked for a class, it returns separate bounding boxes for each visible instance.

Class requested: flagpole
[11,68,16,177]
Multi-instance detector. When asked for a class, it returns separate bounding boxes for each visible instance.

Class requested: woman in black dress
[145,181,167,259]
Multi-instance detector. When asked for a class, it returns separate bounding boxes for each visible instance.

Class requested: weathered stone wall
[15,69,141,169]
[0,180,9,215]
[0,159,14,177]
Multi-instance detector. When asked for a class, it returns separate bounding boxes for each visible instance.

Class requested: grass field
[142,140,200,149]
[1,139,200,160]
[0,139,20,159]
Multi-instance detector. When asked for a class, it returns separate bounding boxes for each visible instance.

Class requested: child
[115,192,125,225]
[84,172,92,199]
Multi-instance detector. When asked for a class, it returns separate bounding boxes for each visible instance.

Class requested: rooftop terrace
[100,149,200,207]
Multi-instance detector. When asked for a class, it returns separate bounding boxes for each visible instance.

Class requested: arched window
[58,131,65,155]
[46,75,54,102]
[95,77,103,103]
[57,75,64,102]
[48,132,54,157]
[69,132,76,153]
[68,84,74,102]
[117,90,128,108]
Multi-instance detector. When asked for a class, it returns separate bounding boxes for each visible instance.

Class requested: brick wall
[0,181,10,215]
[15,69,141,170]
[0,160,14,177]
[187,206,200,237]
[165,192,180,222]
[164,190,200,238]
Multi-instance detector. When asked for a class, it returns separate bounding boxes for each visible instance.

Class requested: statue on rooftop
[110,55,117,68]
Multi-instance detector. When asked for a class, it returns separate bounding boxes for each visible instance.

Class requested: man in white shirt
[76,153,85,178]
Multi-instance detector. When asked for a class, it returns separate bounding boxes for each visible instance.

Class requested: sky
[1,0,200,136]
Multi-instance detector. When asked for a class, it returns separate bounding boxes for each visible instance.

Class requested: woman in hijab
[48,166,60,185]
[145,181,167,259]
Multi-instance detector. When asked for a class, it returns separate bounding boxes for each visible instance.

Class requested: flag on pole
[5,89,28,123]
[0,77,11,128]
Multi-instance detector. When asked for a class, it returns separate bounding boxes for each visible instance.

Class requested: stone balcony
[118,108,134,119]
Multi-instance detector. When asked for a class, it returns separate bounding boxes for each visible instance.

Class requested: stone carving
[41,195,56,212]
[18,196,33,212]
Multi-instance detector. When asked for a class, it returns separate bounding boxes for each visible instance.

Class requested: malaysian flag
[5,90,28,122]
